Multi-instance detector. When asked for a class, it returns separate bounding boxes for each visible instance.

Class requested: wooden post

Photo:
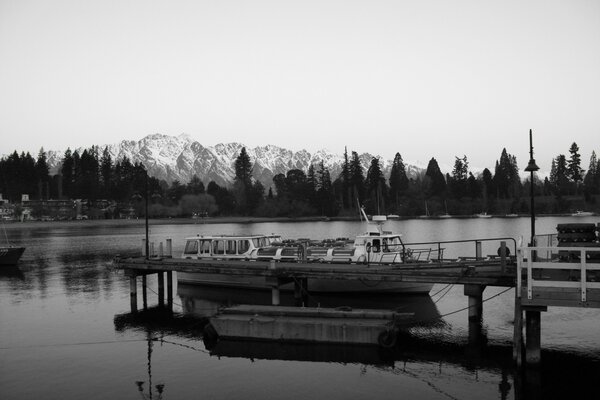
[476,241,482,260]
[302,278,309,306]
[525,309,542,365]
[157,272,165,307]
[167,271,173,310]
[500,241,507,273]
[129,275,138,313]
[513,290,523,366]
[294,279,302,307]
[166,239,172,258]
[142,275,148,310]
[272,284,280,306]
[464,284,485,321]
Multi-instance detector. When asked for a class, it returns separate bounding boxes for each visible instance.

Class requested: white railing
[517,246,600,302]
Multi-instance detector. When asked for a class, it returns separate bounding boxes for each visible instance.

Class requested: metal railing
[402,237,517,262]
[517,246,600,302]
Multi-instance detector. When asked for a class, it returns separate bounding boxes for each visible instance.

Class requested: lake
[1,216,600,399]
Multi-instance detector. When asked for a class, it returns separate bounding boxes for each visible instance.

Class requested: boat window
[213,240,224,254]
[238,240,250,254]
[184,240,198,254]
[226,240,236,255]
[252,238,260,247]
[382,238,389,252]
[372,239,381,252]
[199,240,211,254]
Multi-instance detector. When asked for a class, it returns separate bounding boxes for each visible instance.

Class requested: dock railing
[402,237,517,263]
[517,246,600,304]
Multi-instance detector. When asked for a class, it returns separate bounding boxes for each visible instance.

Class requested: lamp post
[524,129,540,249]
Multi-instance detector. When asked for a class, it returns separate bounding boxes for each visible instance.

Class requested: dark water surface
[1,216,600,399]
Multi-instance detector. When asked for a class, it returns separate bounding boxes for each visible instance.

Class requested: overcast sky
[0,0,598,173]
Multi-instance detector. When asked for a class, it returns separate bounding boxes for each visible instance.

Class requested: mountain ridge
[44,133,428,188]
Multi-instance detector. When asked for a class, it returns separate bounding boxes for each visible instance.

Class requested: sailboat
[1,219,25,266]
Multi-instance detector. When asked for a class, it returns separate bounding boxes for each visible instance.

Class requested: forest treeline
[0,142,599,219]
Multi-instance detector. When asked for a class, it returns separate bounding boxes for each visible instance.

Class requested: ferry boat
[177,210,434,294]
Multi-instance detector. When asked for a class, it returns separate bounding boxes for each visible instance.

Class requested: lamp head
[525,158,540,172]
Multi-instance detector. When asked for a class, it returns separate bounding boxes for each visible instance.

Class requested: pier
[113,238,600,367]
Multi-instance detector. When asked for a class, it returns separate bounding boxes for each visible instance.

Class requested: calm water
[1,216,600,399]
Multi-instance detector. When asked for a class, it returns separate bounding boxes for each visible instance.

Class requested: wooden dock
[113,241,600,366]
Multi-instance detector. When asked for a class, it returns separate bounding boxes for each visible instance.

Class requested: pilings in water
[129,239,174,313]
[129,271,174,314]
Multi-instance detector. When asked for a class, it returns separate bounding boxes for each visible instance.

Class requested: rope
[0,338,150,350]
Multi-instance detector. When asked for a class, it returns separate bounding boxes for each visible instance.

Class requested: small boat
[0,246,26,266]
[572,211,594,217]
[476,212,492,218]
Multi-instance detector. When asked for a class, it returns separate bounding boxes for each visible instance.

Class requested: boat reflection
[177,283,443,327]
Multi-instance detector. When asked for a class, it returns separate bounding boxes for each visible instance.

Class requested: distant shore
[2,212,597,230]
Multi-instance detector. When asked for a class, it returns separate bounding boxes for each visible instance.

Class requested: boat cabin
[182,234,281,260]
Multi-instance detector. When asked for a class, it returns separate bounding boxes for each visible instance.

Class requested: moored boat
[177,210,435,294]
[0,246,26,266]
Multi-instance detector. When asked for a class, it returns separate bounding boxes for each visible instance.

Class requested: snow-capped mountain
[46,134,425,188]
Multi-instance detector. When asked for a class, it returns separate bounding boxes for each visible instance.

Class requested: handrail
[403,237,517,261]
[517,246,600,302]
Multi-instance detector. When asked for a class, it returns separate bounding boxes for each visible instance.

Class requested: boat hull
[177,271,433,294]
[0,247,25,265]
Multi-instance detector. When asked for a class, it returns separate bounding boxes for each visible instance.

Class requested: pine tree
[388,153,409,211]
[349,151,365,206]
[424,158,446,197]
[450,155,468,198]
[567,142,584,183]
[35,148,50,199]
[100,147,113,199]
[365,157,386,214]
[233,147,254,214]
[583,151,598,197]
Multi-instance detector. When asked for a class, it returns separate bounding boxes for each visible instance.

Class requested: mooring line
[0,338,150,350]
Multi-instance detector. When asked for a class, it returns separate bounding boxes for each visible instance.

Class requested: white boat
[476,212,492,218]
[177,211,434,294]
[572,211,593,217]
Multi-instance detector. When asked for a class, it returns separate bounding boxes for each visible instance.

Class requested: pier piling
[464,284,485,321]
[129,275,137,313]
[524,306,546,365]
[157,272,165,307]
[142,275,148,310]
[167,271,173,310]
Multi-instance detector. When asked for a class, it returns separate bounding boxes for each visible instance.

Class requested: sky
[0,0,599,174]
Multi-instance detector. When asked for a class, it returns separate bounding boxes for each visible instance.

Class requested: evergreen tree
[100,147,113,199]
[341,147,351,208]
[583,151,598,198]
[35,148,50,199]
[450,155,468,198]
[424,158,446,197]
[186,175,205,195]
[550,154,570,197]
[316,161,336,216]
[349,151,365,206]
[365,157,386,214]
[567,142,584,183]
[233,147,254,214]
[61,148,74,198]
[493,148,520,198]
[388,153,409,211]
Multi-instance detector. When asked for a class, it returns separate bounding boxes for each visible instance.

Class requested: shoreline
[2,212,597,229]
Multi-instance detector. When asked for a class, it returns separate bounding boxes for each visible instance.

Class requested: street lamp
[524,129,540,249]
